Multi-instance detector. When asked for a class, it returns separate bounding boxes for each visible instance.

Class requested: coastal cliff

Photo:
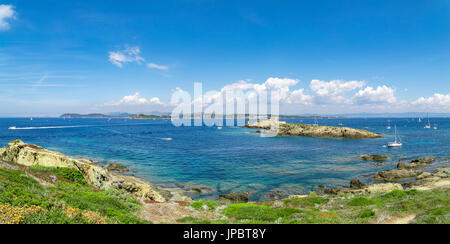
[0,140,174,202]
[247,119,382,139]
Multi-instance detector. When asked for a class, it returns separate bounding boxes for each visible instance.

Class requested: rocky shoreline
[246,119,382,139]
[0,140,189,203]
[0,140,448,224]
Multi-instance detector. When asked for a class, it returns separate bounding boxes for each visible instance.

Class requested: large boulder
[397,157,436,170]
[0,140,169,202]
[374,169,423,182]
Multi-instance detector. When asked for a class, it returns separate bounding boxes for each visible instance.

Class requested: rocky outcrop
[248,120,382,139]
[359,155,389,161]
[325,181,403,195]
[350,179,366,189]
[404,167,450,191]
[373,169,423,182]
[397,157,436,170]
[106,163,129,173]
[246,118,286,129]
[0,140,172,202]
[219,191,253,203]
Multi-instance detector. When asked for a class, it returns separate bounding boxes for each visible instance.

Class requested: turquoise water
[1,117,449,201]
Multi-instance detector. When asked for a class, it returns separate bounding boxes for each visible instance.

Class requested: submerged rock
[360,155,389,161]
[397,157,436,170]
[219,191,253,203]
[0,140,169,202]
[374,169,423,182]
[106,163,129,173]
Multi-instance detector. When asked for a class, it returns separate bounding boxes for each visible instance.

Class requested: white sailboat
[433,123,438,130]
[314,118,319,126]
[30,117,33,121]
[388,125,402,147]
[424,114,431,129]
[418,117,422,123]
[386,120,391,130]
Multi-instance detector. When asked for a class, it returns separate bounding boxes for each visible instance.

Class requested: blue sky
[0,0,449,116]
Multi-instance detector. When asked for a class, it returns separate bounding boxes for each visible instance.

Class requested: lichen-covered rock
[397,157,436,170]
[360,155,389,161]
[374,169,423,182]
[0,140,168,202]
[365,183,403,194]
[247,120,381,139]
[325,183,403,195]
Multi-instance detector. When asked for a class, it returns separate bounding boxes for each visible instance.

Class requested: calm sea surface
[1,117,449,201]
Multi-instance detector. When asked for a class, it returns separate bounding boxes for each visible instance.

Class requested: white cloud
[147,62,168,70]
[0,4,16,30]
[412,93,450,106]
[104,92,163,106]
[286,89,313,105]
[310,79,365,104]
[353,85,397,104]
[108,47,145,68]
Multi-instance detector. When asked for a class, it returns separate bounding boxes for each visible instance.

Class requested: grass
[190,200,223,210]
[1,163,449,224]
[29,165,87,185]
[0,167,150,224]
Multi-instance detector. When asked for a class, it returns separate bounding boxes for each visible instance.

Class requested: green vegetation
[0,167,150,224]
[283,192,329,208]
[190,200,223,210]
[29,165,87,185]
[178,188,449,224]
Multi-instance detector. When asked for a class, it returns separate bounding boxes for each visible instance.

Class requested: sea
[0,117,449,201]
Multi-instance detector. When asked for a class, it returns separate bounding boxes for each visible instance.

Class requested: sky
[0,0,449,116]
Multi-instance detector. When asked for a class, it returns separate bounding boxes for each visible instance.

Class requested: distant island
[60,113,170,119]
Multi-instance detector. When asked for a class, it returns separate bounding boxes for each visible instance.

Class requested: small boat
[217,126,223,130]
[388,125,402,147]
[386,120,391,130]
[8,126,17,130]
[30,117,33,121]
[424,113,431,129]
[433,124,438,130]
[314,118,319,126]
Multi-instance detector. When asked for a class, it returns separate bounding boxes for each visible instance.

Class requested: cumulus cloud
[0,4,16,30]
[353,85,397,104]
[108,47,145,68]
[147,62,168,70]
[310,79,365,104]
[103,92,163,106]
[412,93,450,106]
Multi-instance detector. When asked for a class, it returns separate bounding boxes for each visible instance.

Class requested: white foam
[8,125,93,130]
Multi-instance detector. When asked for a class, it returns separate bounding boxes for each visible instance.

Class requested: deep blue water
[0,117,449,201]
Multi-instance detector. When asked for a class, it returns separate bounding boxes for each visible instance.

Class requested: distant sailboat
[424,113,431,129]
[386,120,391,130]
[314,118,319,126]
[434,123,438,130]
[388,125,402,147]
[418,117,422,123]
[30,117,33,121]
